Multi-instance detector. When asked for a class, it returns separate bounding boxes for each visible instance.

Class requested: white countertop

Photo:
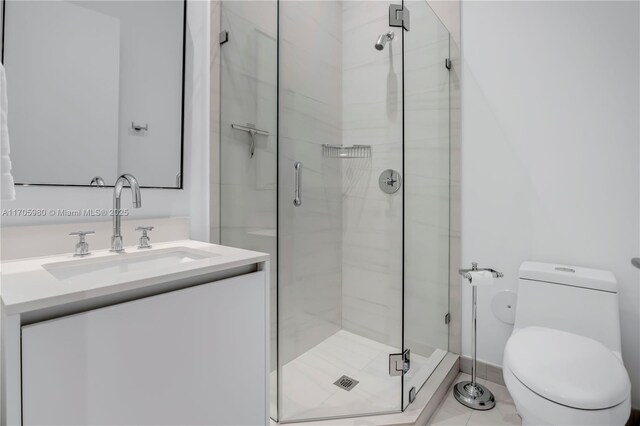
[0,240,269,315]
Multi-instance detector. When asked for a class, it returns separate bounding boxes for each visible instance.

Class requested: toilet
[503,262,631,426]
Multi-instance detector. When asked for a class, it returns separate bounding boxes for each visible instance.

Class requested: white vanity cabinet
[21,272,268,425]
[0,241,270,426]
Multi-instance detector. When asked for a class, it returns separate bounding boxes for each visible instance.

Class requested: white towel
[1,63,16,201]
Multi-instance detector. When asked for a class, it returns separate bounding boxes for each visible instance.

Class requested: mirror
[1,0,186,188]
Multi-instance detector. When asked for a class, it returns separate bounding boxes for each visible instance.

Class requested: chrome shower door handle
[293,161,302,207]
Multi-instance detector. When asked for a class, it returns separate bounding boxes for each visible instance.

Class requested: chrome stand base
[453,381,495,411]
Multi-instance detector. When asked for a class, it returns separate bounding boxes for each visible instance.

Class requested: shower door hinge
[445,312,451,324]
[389,349,410,376]
[389,4,410,31]
[445,58,452,70]
[219,30,229,45]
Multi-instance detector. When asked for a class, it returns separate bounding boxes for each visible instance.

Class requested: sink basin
[43,247,216,281]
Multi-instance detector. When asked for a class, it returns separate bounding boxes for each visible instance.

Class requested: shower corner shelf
[322,144,371,159]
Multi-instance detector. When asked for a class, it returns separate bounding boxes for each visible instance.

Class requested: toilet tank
[515,261,621,353]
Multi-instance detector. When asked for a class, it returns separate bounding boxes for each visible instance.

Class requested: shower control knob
[379,169,402,194]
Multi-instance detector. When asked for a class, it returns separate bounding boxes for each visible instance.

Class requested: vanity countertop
[0,240,269,316]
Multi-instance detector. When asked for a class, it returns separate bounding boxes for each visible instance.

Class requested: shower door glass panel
[278,1,404,421]
[218,0,278,419]
[403,0,451,407]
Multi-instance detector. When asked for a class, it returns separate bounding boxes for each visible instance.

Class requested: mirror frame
[0,0,187,189]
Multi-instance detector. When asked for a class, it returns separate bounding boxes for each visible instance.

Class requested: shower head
[375,31,395,51]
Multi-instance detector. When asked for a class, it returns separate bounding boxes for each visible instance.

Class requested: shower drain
[333,375,359,391]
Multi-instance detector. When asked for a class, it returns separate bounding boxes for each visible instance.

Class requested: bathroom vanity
[0,240,270,425]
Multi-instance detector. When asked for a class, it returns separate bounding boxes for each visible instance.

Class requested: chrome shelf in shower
[322,144,371,159]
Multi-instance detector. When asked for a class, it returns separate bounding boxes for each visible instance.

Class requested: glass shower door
[402,0,451,407]
[277,0,404,421]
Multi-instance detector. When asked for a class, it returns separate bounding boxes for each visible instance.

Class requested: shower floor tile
[273,330,447,422]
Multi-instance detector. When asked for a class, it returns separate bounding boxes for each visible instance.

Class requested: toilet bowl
[503,262,631,426]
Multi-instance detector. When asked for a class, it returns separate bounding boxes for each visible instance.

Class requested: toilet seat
[503,363,631,426]
[504,327,630,410]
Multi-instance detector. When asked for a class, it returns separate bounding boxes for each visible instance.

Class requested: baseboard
[459,356,504,386]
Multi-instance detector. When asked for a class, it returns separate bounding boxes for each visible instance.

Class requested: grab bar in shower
[293,161,302,207]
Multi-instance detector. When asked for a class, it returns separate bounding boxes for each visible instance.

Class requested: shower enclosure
[219,0,451,422]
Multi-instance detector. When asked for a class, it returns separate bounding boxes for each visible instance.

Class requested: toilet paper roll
[468,270,494,286]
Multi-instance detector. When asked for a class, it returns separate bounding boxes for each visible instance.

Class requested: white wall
[461,1,640,407]
[0,0,210,242]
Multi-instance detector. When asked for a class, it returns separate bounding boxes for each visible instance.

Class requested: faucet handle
[69,231,96,241]
[135,226,154,249]
[69,231,94,256]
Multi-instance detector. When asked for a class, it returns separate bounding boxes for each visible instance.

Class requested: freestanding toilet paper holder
[454,262,504,410]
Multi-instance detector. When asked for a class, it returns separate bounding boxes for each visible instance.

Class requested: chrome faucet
[110,174,142,252]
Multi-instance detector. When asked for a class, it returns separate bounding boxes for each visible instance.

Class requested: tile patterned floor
[274,330,447,422]
[427,373,522,426]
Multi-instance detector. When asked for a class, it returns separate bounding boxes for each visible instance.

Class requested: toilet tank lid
[519,262,617,293]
